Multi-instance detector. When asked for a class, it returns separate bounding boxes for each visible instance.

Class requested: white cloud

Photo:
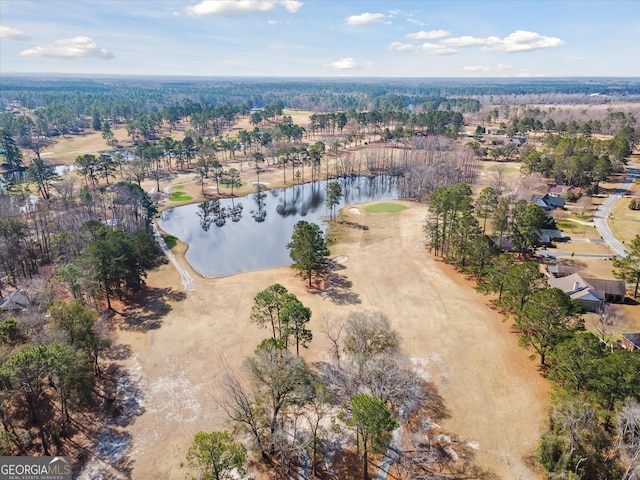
[388,42,418,52]
[325,57,358,69]
[441,35,486,47]
[0,25,31,41]
[406,29,450,40]
[442,30,563,52]
[421,43,456,55]
[20,36,114,59]
[279,0,303,13]
[463,65,491,72]
[486,30,564,52]
[268,19,289,25]
[464,64,512,72]
[346,12,385,26]
[406,18,425,26]
[187,0,302,17]
[324,57,372,70]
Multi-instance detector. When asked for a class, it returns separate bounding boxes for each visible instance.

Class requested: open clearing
[116,200,549,480]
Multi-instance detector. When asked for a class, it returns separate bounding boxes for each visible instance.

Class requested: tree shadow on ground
[314,262,361,305]
[448,443,498,480]
[120,287,186,332]
[320,438,363,480]
[421,381,451,422]
[69,427,133,479]
[102,343,133,361]
[68,363,143,479]
[100,363,145,427]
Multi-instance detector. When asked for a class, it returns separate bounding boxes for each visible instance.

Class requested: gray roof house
[0,289,30,311]
[583,278,627,303]
[548,273,605,312]
[538,228,564,246]
[534,194,566,211]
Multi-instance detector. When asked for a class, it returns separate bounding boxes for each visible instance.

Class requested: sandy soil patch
[348,207,361,215]
[115,201,548,480]
[332,255,349,264]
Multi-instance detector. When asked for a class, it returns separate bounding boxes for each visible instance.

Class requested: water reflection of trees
[341,175,399,205]
[250,191,267,223]
[197,199,243,231]
[276,183,324,218]
[190,176,398,231]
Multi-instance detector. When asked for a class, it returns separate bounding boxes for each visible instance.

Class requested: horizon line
[2,72,640,81]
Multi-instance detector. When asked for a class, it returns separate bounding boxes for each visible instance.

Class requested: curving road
[592,164,639,258]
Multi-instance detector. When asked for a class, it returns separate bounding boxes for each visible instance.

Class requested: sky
[1,0,639,78]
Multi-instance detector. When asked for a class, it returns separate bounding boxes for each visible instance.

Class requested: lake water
[157,176,399,277]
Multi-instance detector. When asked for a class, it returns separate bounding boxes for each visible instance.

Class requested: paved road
[552,252,616,259]
[592,164,639,258]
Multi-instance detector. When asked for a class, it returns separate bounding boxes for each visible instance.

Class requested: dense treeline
[4,76,638,141]
[0,181,160,300]
[2,77,639,114]
[0,300,108,456]
[423,184,640,479]
[0,175,164,457]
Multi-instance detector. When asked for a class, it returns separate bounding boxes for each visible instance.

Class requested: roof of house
[548,273,605,304]
[0,289,30,311]
[622,333,640,348]
[533,194,566,210]
[547,264,580,276]
[549,184,583,196]
[540,229,563,239]
[539,228,563,244]
[583,277,627,297]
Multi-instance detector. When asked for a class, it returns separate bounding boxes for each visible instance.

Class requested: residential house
[548,184,583,197]
[533,194,566,211]
[621,333,640,351]
[538,228,564,246]
[548,273,605,312]
[582,278,626,303]
[547,264,580,278]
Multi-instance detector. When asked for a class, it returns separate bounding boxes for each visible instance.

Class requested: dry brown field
[103,200,551,480]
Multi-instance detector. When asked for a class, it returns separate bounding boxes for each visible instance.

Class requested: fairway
[118,200,549,480]
[365,202,406,213]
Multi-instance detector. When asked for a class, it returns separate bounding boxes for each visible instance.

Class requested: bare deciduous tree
[591,304,628,350]
[616,398,640,480]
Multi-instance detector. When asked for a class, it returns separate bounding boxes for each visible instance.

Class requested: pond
[157,176,400,277]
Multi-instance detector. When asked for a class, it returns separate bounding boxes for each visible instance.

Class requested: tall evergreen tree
[287,221,329,288]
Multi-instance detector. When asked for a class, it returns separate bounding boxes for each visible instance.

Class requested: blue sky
[1,0,639,77]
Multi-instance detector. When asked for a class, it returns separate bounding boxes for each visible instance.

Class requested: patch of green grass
[556,220,599,237]
[487,165,518,174]
[567,212,595,222]
[365,203,406,213]
[171,185,184,190]
[169,192,193,202]
[161,234,178,249]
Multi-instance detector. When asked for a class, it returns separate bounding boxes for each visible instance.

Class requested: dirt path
[114,201,548,480]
